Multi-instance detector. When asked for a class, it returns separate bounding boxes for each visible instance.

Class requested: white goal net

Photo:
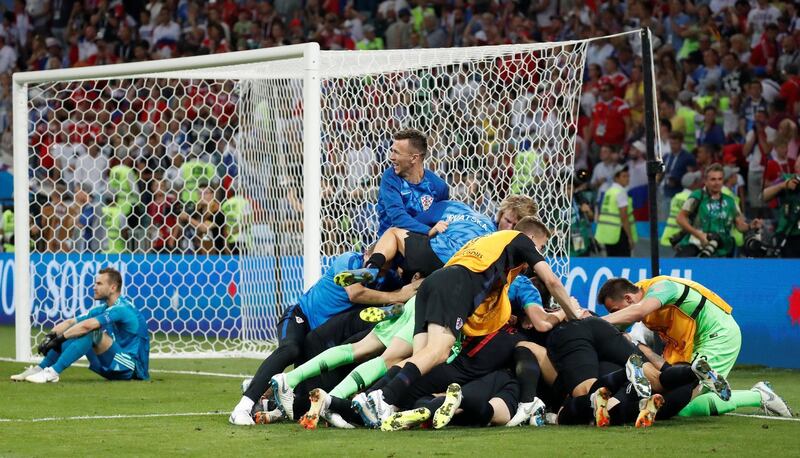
[15,40,589,360]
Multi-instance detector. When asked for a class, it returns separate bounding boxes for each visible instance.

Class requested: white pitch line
[0,411,227,423]
[727,413,800,422]
[0,357,249,379]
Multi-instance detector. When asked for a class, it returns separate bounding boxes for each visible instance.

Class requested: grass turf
[1,325,799,457]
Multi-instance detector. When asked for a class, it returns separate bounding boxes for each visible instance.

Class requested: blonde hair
[514,216,552,239]
[498,195,538,221]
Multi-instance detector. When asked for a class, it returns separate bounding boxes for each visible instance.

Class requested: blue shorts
[87,330,136,380]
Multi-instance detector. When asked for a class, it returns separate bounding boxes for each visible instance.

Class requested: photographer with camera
[762,160,800,257]
[675,163,762,257]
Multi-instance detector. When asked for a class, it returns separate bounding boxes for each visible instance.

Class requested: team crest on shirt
[295,316,305,324]
[421,195,434,210]
[455,317,463,330]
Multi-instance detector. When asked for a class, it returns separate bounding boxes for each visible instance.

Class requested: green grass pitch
[2,325,799,457]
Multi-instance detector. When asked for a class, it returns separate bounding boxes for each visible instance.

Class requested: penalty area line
[0,411,227,423]
[0,357,249,379]
[727,413,800,422]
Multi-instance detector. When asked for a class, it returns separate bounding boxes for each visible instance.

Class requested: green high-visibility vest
[722,186,744,247]
[660,189,691,247]
[511,149,542,194]
[595,185,638,245]
[221,196,248,245]
[356,38,385,50]
[3,209,13,253]
[108,165,138,216]
[676,105,697,152]
[180,160,216,204]
[102,205,126,254]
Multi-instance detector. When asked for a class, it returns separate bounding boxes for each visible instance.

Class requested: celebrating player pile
[227,129,792,430]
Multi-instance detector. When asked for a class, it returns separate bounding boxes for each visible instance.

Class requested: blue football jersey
[298,251,363,330]
[77,296,150,380]
[415,200,496,263]
[507,276,544,315]
[376,168,449,236]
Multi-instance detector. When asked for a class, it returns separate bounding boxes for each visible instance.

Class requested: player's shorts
[86,338,136,381]
[373,297,416,347]
[414,265,484,337]
[546,317,640,395]
[692,320,742,378]
[277,304,311,345]
[402,232,445,279]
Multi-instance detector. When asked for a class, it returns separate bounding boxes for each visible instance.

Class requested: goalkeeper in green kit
[598,276,792,418]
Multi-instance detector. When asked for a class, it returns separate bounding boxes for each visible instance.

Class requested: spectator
[663,130,697,198]
[585,79,631,157]
[676,163,761,257]
[423,13,447,48]
[357,24,384,50]
[762,160,800,257]
[697,105,726,148]
[0,35,17,74]
[385,8,412,49]
[744,108,776,213]
[589,144,619,198]
[746,0,781,46]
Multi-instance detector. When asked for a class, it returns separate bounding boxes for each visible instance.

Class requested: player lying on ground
[12,267,150,383]
[229,249,420,425]
[599,276,792,418]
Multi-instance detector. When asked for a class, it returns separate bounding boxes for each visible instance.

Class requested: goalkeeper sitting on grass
[12,267,150,383]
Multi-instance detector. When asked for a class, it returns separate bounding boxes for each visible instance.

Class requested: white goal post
[12,34,632,361]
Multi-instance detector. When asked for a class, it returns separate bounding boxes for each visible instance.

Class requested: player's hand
[427,221,448,237]
[37,333,65,356]
[507,314,519,326]
[577,308,593,319]
[398,278,423,300]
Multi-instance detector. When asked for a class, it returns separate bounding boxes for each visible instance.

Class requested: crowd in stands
[0,0,798,257]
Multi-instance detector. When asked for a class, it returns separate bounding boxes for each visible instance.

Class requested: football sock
[557,394,592,425]
[678,390,762,417]
[39,348,61,369]
[286,344,354,389]
[244,342,302,402]
[51,334,93,374]
[608,384,640,426]
[365,254,386,270]
[330,356,388,398]
[381,362,421,406]
[367,365,401,393]
[513,347,541,403]
[328,395,363,425]
[597,369,628,392]
[659,363,696,390]
[656,382,696,420]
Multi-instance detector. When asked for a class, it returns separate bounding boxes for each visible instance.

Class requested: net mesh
[24,40,588,357]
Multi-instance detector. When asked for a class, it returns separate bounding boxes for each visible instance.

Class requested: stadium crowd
[0,0,798,257]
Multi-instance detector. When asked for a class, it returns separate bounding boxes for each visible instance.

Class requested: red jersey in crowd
[590,97,630,146]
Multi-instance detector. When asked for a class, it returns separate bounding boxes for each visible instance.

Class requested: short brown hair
[99,267,123,291]
[514,216,552,239]
[596,278,640,307]
[704,162,724,178]
[393,129,428,157]
[498,195,538,222]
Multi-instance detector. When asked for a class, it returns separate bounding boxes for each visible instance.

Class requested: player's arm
[62,317,101,339]
[51,318,77,335]
[602,297,662,325]
[379,175,433,234]
[524,305,564,332]
[344,278,421,305]
[532,263,584,320]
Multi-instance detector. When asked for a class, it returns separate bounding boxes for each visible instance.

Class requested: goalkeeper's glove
[37,332,66,356]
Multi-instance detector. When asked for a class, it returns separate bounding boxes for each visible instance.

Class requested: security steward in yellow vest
[595,165,638,257]
[661,171,702,246]
[2,209,13,253]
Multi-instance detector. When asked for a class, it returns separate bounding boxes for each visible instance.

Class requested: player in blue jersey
[335,195,537,288]
[376,129,449,237]
[13,268,151,383]
[229,249,420,425]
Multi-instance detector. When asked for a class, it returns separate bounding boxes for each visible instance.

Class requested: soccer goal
[13,34,622,361]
